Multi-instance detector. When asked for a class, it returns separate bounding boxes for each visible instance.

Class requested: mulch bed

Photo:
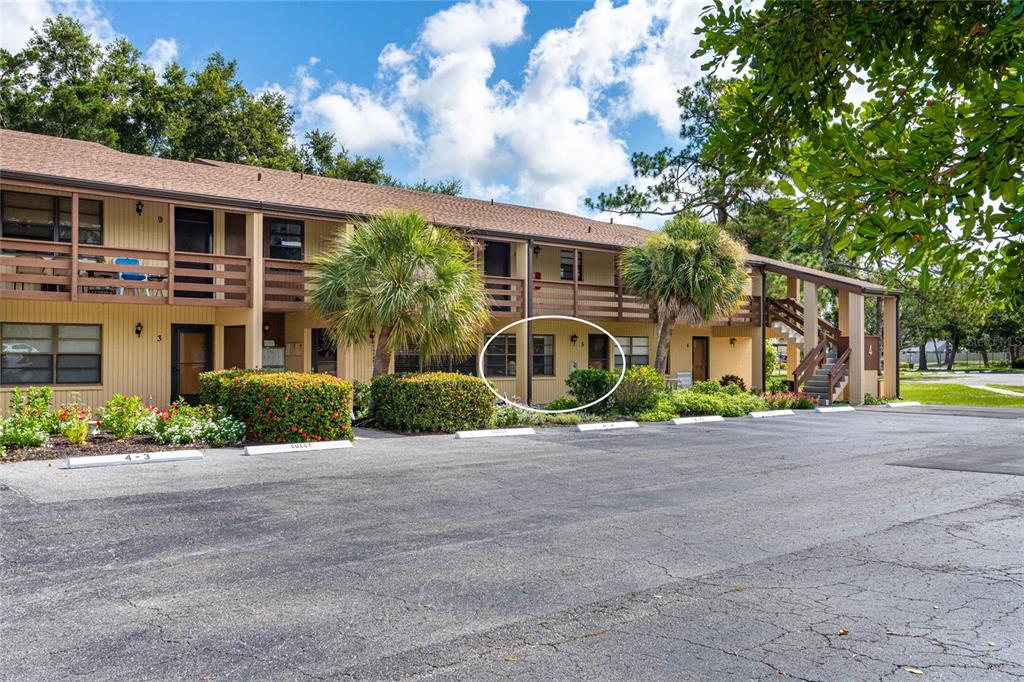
[1,433,226,464]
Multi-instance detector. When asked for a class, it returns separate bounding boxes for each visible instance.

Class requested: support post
[572,248,579,318]
[70,192,79,300]
[526,239,535,406]
[167,204,176,305]
[883,295,898,397]
[803,281,819,356]
[759,267,766,393]
[785,276,798,376]
[847,291,865,405]
[245,212,264,369]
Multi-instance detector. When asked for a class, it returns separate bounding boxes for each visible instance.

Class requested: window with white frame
[613,336,649,370]
[1,323,102,385]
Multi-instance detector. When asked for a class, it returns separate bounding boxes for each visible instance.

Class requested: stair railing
[828,347,852,401]
[793,337,828,390]
[766,297,805,336]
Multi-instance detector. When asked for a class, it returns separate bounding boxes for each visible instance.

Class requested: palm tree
[621,214,748,373]
[309,210,490,377]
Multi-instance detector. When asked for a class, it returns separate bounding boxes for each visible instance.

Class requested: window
[532,335,554,376]
[613,336,649,371]
[267,219,304,260]
[1,191,103,244]
[484,334,516,377]
[1,323,101,385]
[559,249,582,281]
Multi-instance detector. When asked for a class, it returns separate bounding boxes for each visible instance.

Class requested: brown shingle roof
[0,128,648,248]
[0,129,894,293]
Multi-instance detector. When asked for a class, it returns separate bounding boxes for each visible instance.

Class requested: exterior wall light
[135,201,144,215]
[730,337,737,345]
[135,322,143,337]
[570,334,579,345]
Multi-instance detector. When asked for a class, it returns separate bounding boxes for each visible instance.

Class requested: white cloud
[275,0,718,217]
[305,85,416,153]
[420,0,526,54]
[144,37,178,75]
[0,0,117,52]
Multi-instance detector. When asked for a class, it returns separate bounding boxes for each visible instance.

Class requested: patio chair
[114,257,148,295]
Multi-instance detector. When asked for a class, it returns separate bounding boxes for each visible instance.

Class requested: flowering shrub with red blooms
[56,402,91,445]
[371,372,495,433]
[199,370,353,443]
[761,391,818,410]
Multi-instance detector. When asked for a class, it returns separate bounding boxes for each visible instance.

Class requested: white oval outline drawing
[478,315,627,414]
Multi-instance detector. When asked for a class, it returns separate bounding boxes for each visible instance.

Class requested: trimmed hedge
[199,369,353,443]
[371,372,495,433]
[566,368,616,406]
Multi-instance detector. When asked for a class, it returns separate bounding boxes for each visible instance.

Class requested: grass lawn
[988,384,1024,394]
[898,382,1024,407]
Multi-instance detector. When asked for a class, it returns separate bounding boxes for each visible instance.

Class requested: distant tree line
[0,15,460,195]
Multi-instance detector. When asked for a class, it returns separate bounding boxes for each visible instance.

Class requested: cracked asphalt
[2,408,1023,681]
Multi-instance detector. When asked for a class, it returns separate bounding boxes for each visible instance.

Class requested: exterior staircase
[801,361,848,405]
[767,297,850,405]
[771,319,803,346]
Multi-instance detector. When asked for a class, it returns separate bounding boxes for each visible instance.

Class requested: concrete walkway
[970,384,1024,396]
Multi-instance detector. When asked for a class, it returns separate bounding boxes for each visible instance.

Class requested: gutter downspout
[759,265,767,393]
[526,239,535,406]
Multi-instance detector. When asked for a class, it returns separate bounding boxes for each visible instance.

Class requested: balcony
[0,238,251,306]
[263,259,313,311]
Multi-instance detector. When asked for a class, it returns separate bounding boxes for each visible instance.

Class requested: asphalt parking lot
[2,407,1023,681]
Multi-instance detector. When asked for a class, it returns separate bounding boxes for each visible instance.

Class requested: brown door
[171,324,212,403]
[588,334,609,370]
[223,325,246,370]
[692,336,709,382]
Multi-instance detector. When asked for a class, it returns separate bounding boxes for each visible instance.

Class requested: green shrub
[636,395,678,422]
[765,341,779,372]
[718,392,768,417]
[542,412,583,426]
[200,370,353,443]
[690,380,723,395]
[566,368,616,406]
[544,396,581,411]
[7,386,58,434]
[0,413,48,449]
[98,394,146,440]
[147,400,246,446]
[671,390,726,415]
[766,373,791,392]
[1012,358,1024,369]
[494,401,544,427]
[719,374,746,391]
[352,380,372,420]
[611,365,665,415]
[371,372,494,433]
[761,392,817,410]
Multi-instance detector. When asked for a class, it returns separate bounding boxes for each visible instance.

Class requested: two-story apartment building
[0,130,899,408]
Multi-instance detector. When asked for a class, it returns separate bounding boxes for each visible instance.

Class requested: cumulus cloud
[144,37,178,75]
[1,0,117,51]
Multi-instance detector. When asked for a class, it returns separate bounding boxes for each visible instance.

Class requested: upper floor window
[1,191,103,244]
[267,219,304,260]
[614,336,649,371]
[1,323,102,385]
[560,249,582,281]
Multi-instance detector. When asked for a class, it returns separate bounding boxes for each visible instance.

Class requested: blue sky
[3,1,712,225]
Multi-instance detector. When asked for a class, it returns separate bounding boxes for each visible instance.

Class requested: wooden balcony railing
[484,276,525,317]
[263,259,313,311]
[0,238,251,306]
[532,280,652,321]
